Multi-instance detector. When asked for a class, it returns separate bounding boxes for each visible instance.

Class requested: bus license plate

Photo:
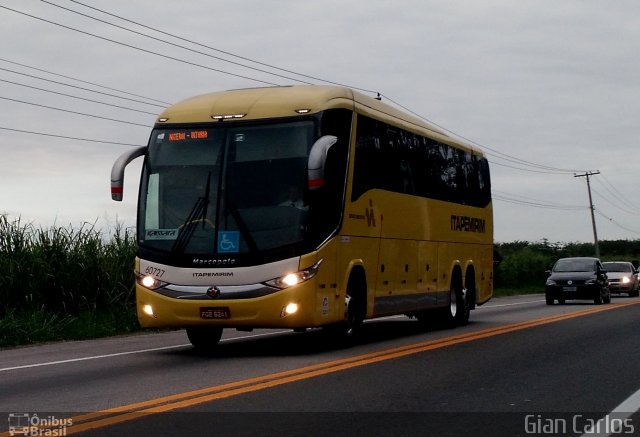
[200,307,230,319]
[563,286,577,292]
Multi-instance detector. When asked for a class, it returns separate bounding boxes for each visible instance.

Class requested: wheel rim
[344,294,356,336]
[449,288,458,317]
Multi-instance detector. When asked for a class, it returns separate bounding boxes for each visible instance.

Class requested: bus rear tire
[445,273,469,327]
[186,326,223,353]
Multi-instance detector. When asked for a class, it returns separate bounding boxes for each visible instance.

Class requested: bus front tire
[344,268,367,339]
[186,326,223,353]
[325,269,366,342]
[344,294,364,338]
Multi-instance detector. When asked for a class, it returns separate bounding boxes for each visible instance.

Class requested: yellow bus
[111,85,493,351]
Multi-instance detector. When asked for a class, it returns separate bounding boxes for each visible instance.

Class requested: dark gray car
[545,257,611,305]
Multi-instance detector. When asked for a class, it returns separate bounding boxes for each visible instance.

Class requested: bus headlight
[264,259,323,289]
[282,273,302,287]
[136,273,168,290]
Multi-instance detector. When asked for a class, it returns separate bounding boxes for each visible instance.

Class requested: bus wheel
[186,326,223,353]
[345,268,367,338]
[446,275,469,327]
[344,294,363,337]
[325,269,366,341]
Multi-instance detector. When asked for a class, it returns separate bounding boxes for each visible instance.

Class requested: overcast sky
[1,0,639,243]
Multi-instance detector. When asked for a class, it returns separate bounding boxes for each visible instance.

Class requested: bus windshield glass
[139,120,315,256]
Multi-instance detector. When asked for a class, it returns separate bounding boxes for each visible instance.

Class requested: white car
[602,261,640,297]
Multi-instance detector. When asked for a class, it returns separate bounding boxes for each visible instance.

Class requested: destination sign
[168,130,209,141]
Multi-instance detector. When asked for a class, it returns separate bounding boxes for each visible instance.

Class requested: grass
[0,215,138,349]
[0,308,140,348]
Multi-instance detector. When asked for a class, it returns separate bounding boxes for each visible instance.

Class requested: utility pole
[574,171,600,258]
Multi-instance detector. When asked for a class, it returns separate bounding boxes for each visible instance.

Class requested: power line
[0,96,152,127]
[496,179,640,239]
[0,57,171,106]
[64,0,380,94]
[596,173,640,213]
[0,65,166,108]
[594,209,640,235]
[40,0,314,86]
[44,0,382,96]
[488,158,579,175]
[378,96,584,174]
[493,190,586,210]
[493,195,583,210]
[0,4,281,87]
[591,186,640,216]
[0,126,143,146]
[1,78,159,115]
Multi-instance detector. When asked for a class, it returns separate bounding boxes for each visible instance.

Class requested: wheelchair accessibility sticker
[218,231,239,253]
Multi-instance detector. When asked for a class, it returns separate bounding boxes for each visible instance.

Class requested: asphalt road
[2,294,640,437]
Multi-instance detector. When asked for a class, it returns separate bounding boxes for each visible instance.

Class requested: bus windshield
[138,120,315,256]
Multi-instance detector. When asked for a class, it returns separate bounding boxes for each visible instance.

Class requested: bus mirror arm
[307,135,337,190]
[111,146,146,201]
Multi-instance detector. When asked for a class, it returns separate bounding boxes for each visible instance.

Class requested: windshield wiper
[171,172,212,255]
[201,171,212,228]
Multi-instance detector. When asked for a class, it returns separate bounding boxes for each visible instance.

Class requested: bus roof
[156,85,480,154]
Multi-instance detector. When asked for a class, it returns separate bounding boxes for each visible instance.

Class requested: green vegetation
[2,212,640,347]
[494,239,640,296]
[0,216,138,348]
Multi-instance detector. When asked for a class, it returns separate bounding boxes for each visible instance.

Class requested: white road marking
[0,331,283,373]
[484,299,545,308]
[0,344,189,372]
[581,388,640,436]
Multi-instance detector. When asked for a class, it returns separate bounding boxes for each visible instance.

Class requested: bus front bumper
[135,282,337,330]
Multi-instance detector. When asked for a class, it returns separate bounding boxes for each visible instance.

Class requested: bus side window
[399,159,414,195]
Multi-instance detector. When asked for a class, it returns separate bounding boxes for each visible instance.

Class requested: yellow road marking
[5,300,638,435]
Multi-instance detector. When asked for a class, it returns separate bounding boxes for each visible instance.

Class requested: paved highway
[2,294,640,436]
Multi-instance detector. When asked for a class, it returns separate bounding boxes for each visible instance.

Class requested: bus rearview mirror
[307,135,337,190]
[110,146,146,201]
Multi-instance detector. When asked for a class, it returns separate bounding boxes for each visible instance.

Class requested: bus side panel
[336,235,380,319]
[340,193,383,319]
[392,239,418,297]
[300,238,343,325]
[436,242,462,303]
[373,238,419,316]
[476,244,494,304]
[418,241,439,295]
